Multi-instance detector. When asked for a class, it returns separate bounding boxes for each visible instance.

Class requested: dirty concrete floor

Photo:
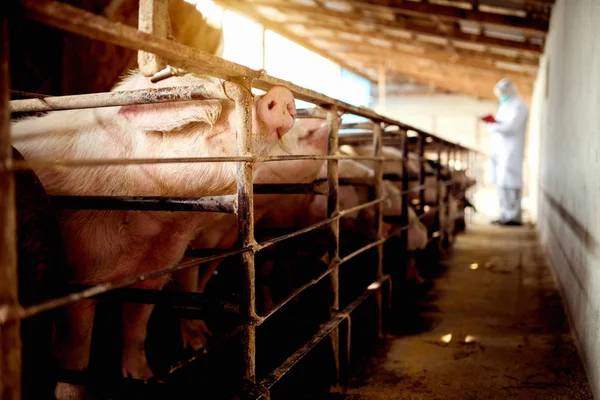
[333,218,593,400]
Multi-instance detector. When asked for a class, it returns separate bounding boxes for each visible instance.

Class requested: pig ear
[118,100,223,132]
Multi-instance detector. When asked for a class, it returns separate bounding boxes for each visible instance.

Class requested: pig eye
[268,100,276,110]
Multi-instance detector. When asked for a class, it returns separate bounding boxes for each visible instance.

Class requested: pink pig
[11,70,296,399]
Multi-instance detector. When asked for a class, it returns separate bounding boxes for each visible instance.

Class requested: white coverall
[486,79,529,223]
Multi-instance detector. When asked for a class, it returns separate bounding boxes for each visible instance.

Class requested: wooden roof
[213,0,554,100]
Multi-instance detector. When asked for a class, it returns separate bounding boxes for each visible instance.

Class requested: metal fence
[0,1,484,399]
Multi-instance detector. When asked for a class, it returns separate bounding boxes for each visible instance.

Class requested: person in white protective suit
[483,78,529,226]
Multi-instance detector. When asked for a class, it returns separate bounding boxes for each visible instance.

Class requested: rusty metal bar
[138,0,169,76]
[436,144,442,231]
[10,89,49,98]
[165,320,255,377]
[296,107,327,119]
[372,122,384,338]
[6,154,390,172]
[0,12,21,400]
[341,122,373,130]
[0,194,392,326]
[226,79,259,383]
[325,106,341,383]
[400,129,409,251]
[248,275,390,400]
[254,181,328,195]
[418,134,426,215]
[50,195,237,213]
[10,84,227,113]
[0,246,251,325]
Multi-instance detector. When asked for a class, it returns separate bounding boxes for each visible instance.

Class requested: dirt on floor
[325,217,593,400]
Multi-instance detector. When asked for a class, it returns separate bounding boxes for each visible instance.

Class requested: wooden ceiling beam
[291,21,540,67]
[321,37,537,79]
[340,52,535,89]
[344,0,549,34]
[382,65,532,100]
[247,1,543,53]
[370,58,533,90]
[213,0,375,82]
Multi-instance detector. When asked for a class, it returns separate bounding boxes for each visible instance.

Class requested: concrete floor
[333,218,593,400]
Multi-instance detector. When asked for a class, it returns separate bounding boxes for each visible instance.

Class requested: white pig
[11,70,296,399]
[175,117,330,350]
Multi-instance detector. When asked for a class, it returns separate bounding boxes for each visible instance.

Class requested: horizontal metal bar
[338,197,384,218]
[254,182,328,195]
[51,195,237,213]
[257,216,336,251]
[67,284,238,314]
[10,85,227,113]
[296,107,328,119]
[340,122,373,130]
[5,155,386,172]
[249,275,389,399]
[165,320,254,377]
[340,238,387,264]
[259,226,390,322]
[0,246,251,325]
[10,89,50,98]
[15,0,481,154]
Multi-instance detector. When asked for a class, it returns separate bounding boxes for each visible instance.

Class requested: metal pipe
[418,134,426,215]
[10,84,228,113]
[400,129,409,251]
[50,195,237,213]
[0,13,21,400]
[0,246,251,325]
[6,154,392,172]
[325,106,341,382]
[296,107,327,119]
[372,122,384,338]
[227,79,258,383]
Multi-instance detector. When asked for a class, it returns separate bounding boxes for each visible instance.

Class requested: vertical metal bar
[138,0,169,76]
[400,129,409,250]
[0,14,21,400]
[418,134,426,215]
[326,107,341,382]
[372,123,384,337]
[228,80,258,383]
[444,145,452,245]
[436,142,442,235]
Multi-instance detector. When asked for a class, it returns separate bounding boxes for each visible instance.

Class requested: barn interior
[1,0,599,399]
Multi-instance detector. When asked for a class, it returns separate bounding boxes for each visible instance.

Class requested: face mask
[499,94,509,104]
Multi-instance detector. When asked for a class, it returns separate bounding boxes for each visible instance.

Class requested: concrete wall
[378,94,497,154]
[532,0,600,396]
[378,92,538,219]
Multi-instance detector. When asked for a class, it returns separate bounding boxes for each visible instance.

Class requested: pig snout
[256,86,296,139]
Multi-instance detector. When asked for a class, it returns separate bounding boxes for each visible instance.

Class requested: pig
[14,147,70,400]
[339,144,440,204]
[175,117,330,350]
[11,70,296,398]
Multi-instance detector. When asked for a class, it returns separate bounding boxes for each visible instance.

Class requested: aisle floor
[335,218,592,400]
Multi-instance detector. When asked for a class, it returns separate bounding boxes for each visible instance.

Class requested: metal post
[400,129,409,251]
[436,142,442,237]
[226,80,258,383]
[372,123,384,337]
[326,107,341,382]
[418,134,426,215]
[0,13,21,400]
[138,0,169,76]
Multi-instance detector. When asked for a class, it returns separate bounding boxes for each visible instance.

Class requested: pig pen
[0,2,483,399]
